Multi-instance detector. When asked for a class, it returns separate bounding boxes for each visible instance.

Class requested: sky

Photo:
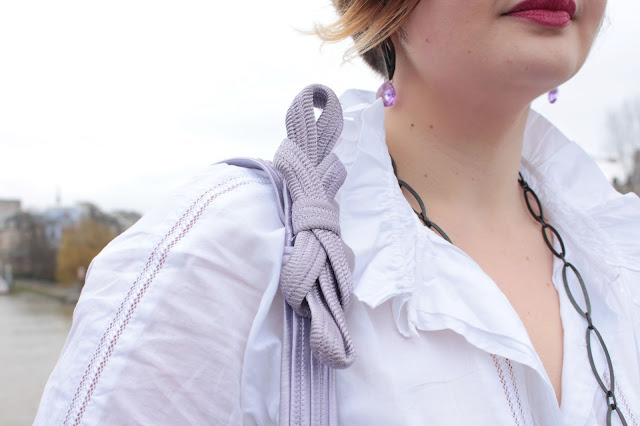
[1,0,639,214]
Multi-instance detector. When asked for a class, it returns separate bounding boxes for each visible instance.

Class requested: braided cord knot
[273,84,355,369]
[292,198,341,235]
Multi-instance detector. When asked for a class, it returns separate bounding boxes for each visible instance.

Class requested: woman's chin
[493,59,583,101]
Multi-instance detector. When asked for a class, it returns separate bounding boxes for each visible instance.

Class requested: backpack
[220,84,355,425]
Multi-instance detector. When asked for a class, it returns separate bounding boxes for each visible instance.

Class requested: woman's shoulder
[137,161,281,232]
[521,112,640,317]
[523,110,640,238]
[84,160,287,320]
[35,161,286,425]
[93,161,286,291]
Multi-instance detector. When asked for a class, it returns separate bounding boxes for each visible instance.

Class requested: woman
[36,0,639,424]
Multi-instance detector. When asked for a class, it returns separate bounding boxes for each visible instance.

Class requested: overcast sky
[1,0,639,214]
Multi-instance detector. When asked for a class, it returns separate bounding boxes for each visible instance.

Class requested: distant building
[613,150,640,196]
[40,206,83,248]
[0,198,141,281]
[0,212,56,279]
[0,199,24,279]
[76,202,122,235]
[39,203,140,248]
[0,199,21,225]
[111,210,142,232]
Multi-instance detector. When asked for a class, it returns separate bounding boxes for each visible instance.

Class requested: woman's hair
[315,0,420,77]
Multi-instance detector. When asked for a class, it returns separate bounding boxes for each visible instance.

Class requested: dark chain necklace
[391,158,628,426]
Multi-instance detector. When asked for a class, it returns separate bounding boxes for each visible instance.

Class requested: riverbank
[0,291,74,425]
[11,279,81,305]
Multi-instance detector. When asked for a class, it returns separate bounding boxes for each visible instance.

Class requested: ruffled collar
[332,88,640,375]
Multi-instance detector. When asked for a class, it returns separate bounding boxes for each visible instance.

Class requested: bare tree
[607,97,640,177]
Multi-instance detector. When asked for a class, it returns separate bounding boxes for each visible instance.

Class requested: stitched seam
[619,387,639,426]
[620,386,638,426]
[605,369,638,426]
[63,176,270,425]
[505,358,528,425]
[491,354,521,426]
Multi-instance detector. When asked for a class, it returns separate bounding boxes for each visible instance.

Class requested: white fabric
[35,90,640,426]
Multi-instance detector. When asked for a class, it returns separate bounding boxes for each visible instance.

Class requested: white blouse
[36,90,640,426]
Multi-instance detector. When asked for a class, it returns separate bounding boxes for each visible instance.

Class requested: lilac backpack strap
[221,84,354,425]
[221,157,289,226]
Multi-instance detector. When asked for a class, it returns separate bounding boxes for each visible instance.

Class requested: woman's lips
[504,0,576,27]
[506,9,571,27]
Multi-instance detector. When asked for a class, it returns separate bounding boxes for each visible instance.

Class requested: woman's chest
[472,241,564,405]
[335,299,553,425]
[333,295,640,426]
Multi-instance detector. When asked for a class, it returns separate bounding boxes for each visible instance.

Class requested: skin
[385,0,607,405]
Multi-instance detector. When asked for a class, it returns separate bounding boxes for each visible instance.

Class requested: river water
[0,292,73,426]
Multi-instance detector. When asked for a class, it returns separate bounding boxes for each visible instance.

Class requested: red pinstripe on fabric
[604,368,638,426]
[63,176,270,425]
[505,358,527,423]
[491,354,528,426]
[618,387,639,426]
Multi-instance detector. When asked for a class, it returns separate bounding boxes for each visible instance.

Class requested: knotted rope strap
[273,84,355,369]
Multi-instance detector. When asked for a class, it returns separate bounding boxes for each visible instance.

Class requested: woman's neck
[384,77,533,231]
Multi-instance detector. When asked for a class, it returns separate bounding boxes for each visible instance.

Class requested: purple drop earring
[376,39,397,107]
[548,87,559,104]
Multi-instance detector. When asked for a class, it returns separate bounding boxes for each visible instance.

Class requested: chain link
[391,158,452,243]
[518,173,627,426]
[390,157,628,425]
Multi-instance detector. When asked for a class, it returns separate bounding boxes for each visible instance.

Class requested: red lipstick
[504,0,577,27]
